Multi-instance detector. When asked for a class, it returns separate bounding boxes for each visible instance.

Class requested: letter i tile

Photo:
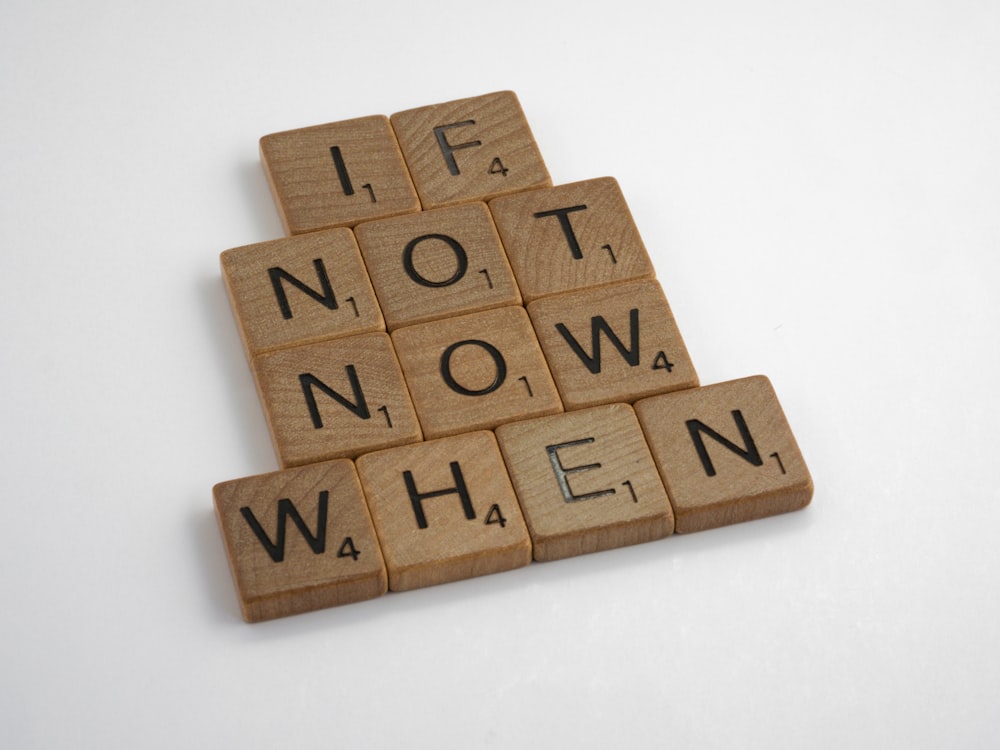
[213,459,388,622]
[356,431,532,591]
[634,375,813,533]
[260,115,420,235]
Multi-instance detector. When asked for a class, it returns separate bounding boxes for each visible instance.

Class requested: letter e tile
[213,460,387,622]
[634,376,813,533]
[221,228,384,357]
[496,403,673,561]
[252,332,422,467]
[391,91,551,210]
[356,431,532,591]
[260,115,420,235]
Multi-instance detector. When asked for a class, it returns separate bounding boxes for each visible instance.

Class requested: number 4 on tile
[488,157,508,176]
[485,503,507,527]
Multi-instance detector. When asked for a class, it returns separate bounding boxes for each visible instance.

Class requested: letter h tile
[356,431,532,591]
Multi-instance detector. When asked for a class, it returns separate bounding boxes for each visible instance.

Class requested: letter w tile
[555,309,640,374]
[239,492,329,563]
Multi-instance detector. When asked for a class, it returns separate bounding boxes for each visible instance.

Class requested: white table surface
[3,2,998,747]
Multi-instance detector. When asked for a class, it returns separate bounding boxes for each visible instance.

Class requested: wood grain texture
[391,306,563,439]
[495,403,673,561]
[260,115,420,235]
[213,460,387,622]
[252,332,422,467]
[488,176,656,302]
[390,91,550,210]
[355,431,532,591]
[634,376,813,533]
[213,91,815,622]
[221,228,384,357]
[527,279,699,409]
[354,202,521,330]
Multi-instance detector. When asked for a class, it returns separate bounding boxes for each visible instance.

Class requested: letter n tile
[252,332,422,467]
[635,376,813,533]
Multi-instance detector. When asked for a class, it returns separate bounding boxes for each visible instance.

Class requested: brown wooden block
[527,279,699,409]
[390,306,562,439]
[354,202,521,330]
[213,460,387,622]
[488,177,656,302]
[252,332,422,467]
[356,431,531,591]
[390,91,551,210]
[221,228,384,357]
[634,375,813,533]
[495,403,673,562]
[260,115,420,235]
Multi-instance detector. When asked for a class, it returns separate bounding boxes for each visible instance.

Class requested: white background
[3,1,998,747]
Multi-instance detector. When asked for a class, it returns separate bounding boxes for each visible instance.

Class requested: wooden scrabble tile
[260,115,420,235]
[390,306,562,439]
[221,228,384,357]
[527,279,699,409]
[213,459,387,622]
[390,91,551,210]
[634,375,813,533]
[355,431,532,591]
[252,332,422,467]
[488,177,656,302]
[354,202,521,330]
[495,403,673,562]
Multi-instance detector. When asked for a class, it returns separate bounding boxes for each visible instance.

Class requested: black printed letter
[299,366,371,428]
[440,339,507,396]
[268,259,338,320]
[240,492,329,563]
[402,234,469,287]
[555,309,640,374]
[403,461,476,529]
[686,410,763,477]
[545,438,616,503]
[434,121,482,176]
[533,205,588,259]
[329,146,356,196]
